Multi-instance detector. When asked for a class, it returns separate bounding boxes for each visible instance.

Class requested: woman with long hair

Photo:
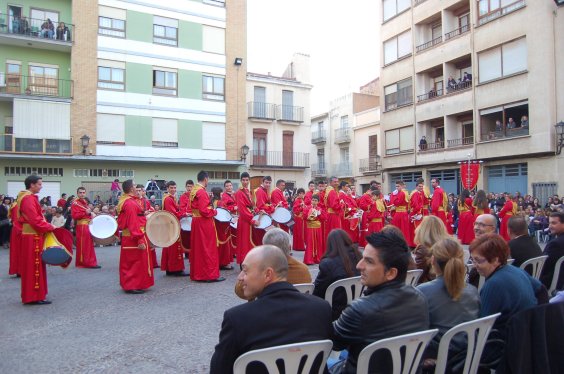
[413,215,450,283]
[313,229,362,320]
[473,189,490,216]
[457,189,475,244]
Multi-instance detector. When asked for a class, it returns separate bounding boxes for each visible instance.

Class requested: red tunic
[160,194,185,272]
[71,198,98,268]
[340,191,359,243]
[499,200,517,242]
[304,207,326,264]
[271,187,289,232]
[367,198,386,235]
[117,195,154,291]
[8,203,22,276]
[317,190,327,251]
[409,190,425,230]
[391,190,414,247]
[18,191,54,303]
[431,186,448,228]
[252,186,274,246]
[143,199,158,268]
[357,192,373,247]
[57,198,66,209]
[217,192,236,266]
[324,186,342,237]
[235,187,255,264]
[292,197,306,251]
[190,184,220,281]
[457,198,476,245]
[304,190,314,206]
[179,192,192,252]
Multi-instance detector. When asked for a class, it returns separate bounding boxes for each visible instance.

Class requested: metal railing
[0,16,73,42]
[445,24,470,40]
[419,141,444,152]
[334,127,351,143]
[311,130,327,144]
[250,150,309,168]
[446,80,472,94]
[277,105,304,123]
[416,36,442,53]
[247,102,276,120]
[481,126,529,141]
[333,162,352,176]
[359,157,382,173]
[0,134,73,154]
[478,0,525,26]
[447,136,474,147]
[0,73,73,99]
[417,88,443,102]
[311,163,327,177]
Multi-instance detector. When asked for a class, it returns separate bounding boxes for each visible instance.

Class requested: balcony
[333,162,352,176]
[359,157,382,174]
[334,128,351,144]
[447,136,474,148]
[444,25,470,41]
[311,130,327,144]
[0,16,73,52]
[0,74,73,99]
[416,36,442,53]
[277,105,304,124]
[478,0,526,26]
[445,80,472,94]
[419,140,444,152]
[480,127,529,142]
[311,163,327,177]
[247,102,276,121]
[418,88,443,103]
[250,150,309,168]
[0,134,73,154]
[414,0,428,6]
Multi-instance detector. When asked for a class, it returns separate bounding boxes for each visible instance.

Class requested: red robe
[217,192,236,266]
[8,203,22,276]
[431,186,448,228]
[57,198,66,209]
[252,186,274,246]
[304,190,314,206]
[161,194,185,272]
[190,184,220,281]
[18,191,54,303]
[357,192,373,247]
[317,189,327,252]
[292,197,306,251]
[71,198,98,268]
[391,189,414,247]
[235,187,255,264]
[117,195,154,291]
[271,187,290,232]
[409,190,425,231]
[457,198,476,245]
[304,207,326,264]
[367,198,386,235]
[446,210,454,235]
[143,199,158,268]
[324,186,342,238]
[179,192,192,252]
[499,200,517,242]
[340,191,359,243]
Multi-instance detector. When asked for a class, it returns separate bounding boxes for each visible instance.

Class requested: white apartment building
[379,0,564,200]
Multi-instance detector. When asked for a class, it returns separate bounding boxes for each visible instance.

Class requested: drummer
[217,180,236,270]
[252,176,275,246]
[234,172,256,265]
[270,179,290,233]
[71,187,101,269]
[136,184,158,269]
[161,181,189,277]
[339,181,359,244]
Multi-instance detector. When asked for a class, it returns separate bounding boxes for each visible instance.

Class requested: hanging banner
[460,161,480,190]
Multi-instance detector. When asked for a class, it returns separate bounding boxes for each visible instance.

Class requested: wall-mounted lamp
[555,120,564,155]
[240,144,250,161]
[234,57,243,66]
[80,134,90,155]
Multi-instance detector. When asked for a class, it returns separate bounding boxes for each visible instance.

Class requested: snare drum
[214,207,232,222]
[146,211,180,248]
[252,214,273,230]
[180,216,192,231]
[89,215,118,245]
[271,207,292,224]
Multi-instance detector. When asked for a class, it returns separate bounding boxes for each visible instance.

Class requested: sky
[246,0,381,115]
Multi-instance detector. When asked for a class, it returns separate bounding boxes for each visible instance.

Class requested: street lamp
[240,144,250,161]
[80,134,90,155]
[556,121,564,155]
[234,57,243,66]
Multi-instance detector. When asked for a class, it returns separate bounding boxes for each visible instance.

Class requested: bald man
[210,245,332,374]
[474,214,497,238]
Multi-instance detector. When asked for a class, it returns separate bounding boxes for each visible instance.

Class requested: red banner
[460,161,480,190]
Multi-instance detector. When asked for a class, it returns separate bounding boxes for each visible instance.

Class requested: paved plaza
[0,245,314,373]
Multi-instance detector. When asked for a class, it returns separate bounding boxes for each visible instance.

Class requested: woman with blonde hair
[414,215,450,283]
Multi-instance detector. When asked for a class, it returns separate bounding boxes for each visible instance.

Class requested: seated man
[540,212,564,291]
[508,215,542,268]
[331,231,430,374]
[210,245,332,374]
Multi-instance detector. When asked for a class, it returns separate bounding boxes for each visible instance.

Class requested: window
[7,166,63,177]
[341,147,350,162]
[98,66,124,90]
[31,8,59,37]
[5,63,21,94]
[281,90,294,120]
[153,16,178,46]
[203,25,225,54]
[253,129,267,165]
[152,118,178,148]
[28,65,58,95]
[384,30,412,65]
[120,170,134,178]
[479,100,529,141]
[73,169,89,177]
[383,0,411,21]
[98,17,125,37]
[203,75,225,101]
[478,38,526,83]
[202,122,225,150]
[153,69,177,96]
[97,114,125,144]
[384,78,412,111]
[340,115,349,129]
[385,126,414,155]
[478,0,525,25]
[317,148,325,169]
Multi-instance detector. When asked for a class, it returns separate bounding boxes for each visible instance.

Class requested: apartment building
[246,53,312,191]
[0,0,246,200]
[379,0,564,200]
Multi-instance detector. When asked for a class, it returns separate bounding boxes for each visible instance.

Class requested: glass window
[98,16,125,37]
[153,20,178,46]
[385,126,413,155]
[478,38,526,83]
[202,75,225,101]
[153,70,177,96]
[383,0,410,21]
[28,65,58,95]
[98,66,125,90]
[384,30,411,65]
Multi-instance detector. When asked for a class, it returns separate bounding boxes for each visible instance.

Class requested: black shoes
[166,271,190,277]
[88,265,102,269]
[25,300,52,305]
[197,277,226,283]
[220,265,234,270]
[125,289,145,294]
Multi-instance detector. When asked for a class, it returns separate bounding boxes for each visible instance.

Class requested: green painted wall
[125,62,152,95]
[178,20,202,51]
[0,45,71,79]
[125,116,151,146]
[178,120,202,149]
[0,0,72,24]
[126,10,153,43]
[178,70,202,99]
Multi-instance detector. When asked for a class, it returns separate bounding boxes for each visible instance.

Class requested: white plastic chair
[356,329,438,374]
[324,276,364,307]
[405,269,423,286]
[548,256,564,296]
[294,283,314,294]
[434,313,501,374]
[233,339,333,374]
[519,255,548,279]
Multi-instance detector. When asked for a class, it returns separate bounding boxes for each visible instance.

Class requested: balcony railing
[416,36,442,53]
[334,127,351,144]
[417,88,444,102]
[0,134,73,154]
[250,150,309,168]
[333,162,352,176]
[0,16,73,42]
[311,163,327,177]
[0,73,73,99]
[478,0,525,26]
[247,102,276,120]
[481,126,529,142]
[277,105,304,123]
[447,136,474,147]
[419,140,444,152]
[359,157,382,173]
[446,80,472,94]
[311,130,327,144]
[445,24,470,40]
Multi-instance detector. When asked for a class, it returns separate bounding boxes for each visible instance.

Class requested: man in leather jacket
[331,230,430,374]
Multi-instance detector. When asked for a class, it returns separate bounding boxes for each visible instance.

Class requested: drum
[230,215,238,229]
[146,211,180,248]
[214,207,232,222]
[253,214,273,230]
[271,207,292,224]
[180,216,192,231]
[89,214,118,245]
[42,228,74,267]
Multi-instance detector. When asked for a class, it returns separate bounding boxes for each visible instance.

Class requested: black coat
[540,235,564,290]
[508,235,543,268]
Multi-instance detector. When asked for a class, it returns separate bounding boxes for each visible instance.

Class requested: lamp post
[240,144,250,162]
[80,134,90,155]
[555,121,564,155]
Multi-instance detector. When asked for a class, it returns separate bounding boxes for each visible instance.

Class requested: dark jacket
[508,235,543,268]
[210,282,333,374]
[332,280,430,374]
[540,235,564,290]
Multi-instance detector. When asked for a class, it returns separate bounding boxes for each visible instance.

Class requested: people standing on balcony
[507,117,518,129]
[20,16,29,35]
[462,71,472,83]
[419,136,428,150]
[40,18,54,39]
[520,115,529,128]
[55,22,70,41]
[495,119,503,132]
[447,76,457,92]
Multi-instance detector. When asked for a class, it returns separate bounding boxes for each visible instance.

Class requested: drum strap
[77,219,90,225]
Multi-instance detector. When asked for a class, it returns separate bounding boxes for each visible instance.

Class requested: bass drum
[214,207,232,222]
[42,228,74,267]
[252,214,273,230]
[89,214,118,245]
[271,207,292,224]
[146,211,180,248]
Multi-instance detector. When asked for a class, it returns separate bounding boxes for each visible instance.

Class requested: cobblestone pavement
[0,245,315,374]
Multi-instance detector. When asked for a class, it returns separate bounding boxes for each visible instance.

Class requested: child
[304,195,326,265]
[292,188,306,251]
